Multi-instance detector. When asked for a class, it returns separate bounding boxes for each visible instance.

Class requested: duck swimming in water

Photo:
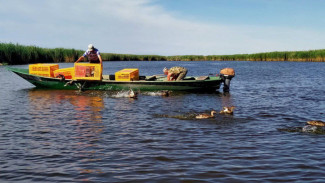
[128,89,138,99]
[219,106,235,115]
[278,120,325,134]
[302,121,325,133]
[306,120,325,126]
[196,110,217,119]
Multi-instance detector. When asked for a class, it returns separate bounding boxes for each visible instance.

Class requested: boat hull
[7,67,222,92]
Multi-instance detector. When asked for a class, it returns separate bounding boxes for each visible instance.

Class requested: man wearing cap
[75,44,103,64]
[163,66,188,81]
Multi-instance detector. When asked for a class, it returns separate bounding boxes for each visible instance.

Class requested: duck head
[211,110,217,116]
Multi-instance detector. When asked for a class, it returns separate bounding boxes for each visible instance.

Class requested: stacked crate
[74,63,102,81]
[29,64,59,77]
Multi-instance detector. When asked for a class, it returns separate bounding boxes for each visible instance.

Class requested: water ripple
[1,62,325,182]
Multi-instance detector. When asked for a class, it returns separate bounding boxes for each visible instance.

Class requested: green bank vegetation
[1,43,325,65]
[0,43,167,65]
[206,50,325,62]
[0,43,83,65]
[101,53,167,61]
[170,50,325,62]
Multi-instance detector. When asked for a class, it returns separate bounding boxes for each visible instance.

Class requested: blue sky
[157,0,325,28]
[1,0,325,55]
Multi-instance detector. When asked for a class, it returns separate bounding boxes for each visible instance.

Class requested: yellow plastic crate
[29,64,59,77]
[115,68,139,81]
[53,67,75,79]
[74,63,102,81]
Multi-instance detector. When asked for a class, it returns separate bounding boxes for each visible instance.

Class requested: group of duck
[195,106,235,119]
[194,108,325,134]
[194,107,325,134]
[129,89,325,134]
[128,89,235,119]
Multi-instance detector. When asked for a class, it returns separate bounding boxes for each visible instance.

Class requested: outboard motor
[219,68,235,92]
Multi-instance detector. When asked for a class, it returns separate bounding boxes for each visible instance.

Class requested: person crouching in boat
[75,44,103,64]
[163,66,188,81]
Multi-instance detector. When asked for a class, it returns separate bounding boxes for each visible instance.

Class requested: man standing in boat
[75,44,103,64]
[163,66,188,81]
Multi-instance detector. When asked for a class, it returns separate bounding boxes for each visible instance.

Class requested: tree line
[1,43,324,65]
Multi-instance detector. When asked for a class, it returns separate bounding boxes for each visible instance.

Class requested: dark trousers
[176,70,188,81]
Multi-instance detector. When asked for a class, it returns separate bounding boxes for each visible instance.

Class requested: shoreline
[1,43,325,64]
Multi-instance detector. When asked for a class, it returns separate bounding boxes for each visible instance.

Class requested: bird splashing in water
[146,90,171,97]
[128,89,138,99]
[219,106,235,115]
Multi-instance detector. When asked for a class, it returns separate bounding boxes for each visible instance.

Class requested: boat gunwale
[6,66,222,83]
[6,66,223,91]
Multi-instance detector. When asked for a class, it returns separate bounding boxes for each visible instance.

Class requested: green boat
[7,67,229,92]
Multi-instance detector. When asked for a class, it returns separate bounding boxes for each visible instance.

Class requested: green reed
[207,50,325,62]
[100,53,167,61]
[0,43,83,65]
[1,42,324,64]
[0,43,168,64]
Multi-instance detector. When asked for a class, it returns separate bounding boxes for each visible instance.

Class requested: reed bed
[0,43,167,64]
[101,53,167,61]
[207,50,325,62]
[1,43,324,65]
[0,43,83,65]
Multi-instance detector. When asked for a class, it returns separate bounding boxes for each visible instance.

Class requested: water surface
[1,61,324,182]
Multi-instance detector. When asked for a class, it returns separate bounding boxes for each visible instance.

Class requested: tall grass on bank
[101,53,167,61]
[0,43,84,65]
[207,50,325,62]
[1,43,325,65]
[0,43,168,64]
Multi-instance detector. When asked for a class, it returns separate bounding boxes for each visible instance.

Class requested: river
[0,61,324,182]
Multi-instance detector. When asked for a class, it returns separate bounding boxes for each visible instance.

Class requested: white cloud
[1,0,324,55]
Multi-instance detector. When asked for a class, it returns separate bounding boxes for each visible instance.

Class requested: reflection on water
[28,89,104,119]
[220,92,234,108]
[28,89,105,128]
[28,90,106,176]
